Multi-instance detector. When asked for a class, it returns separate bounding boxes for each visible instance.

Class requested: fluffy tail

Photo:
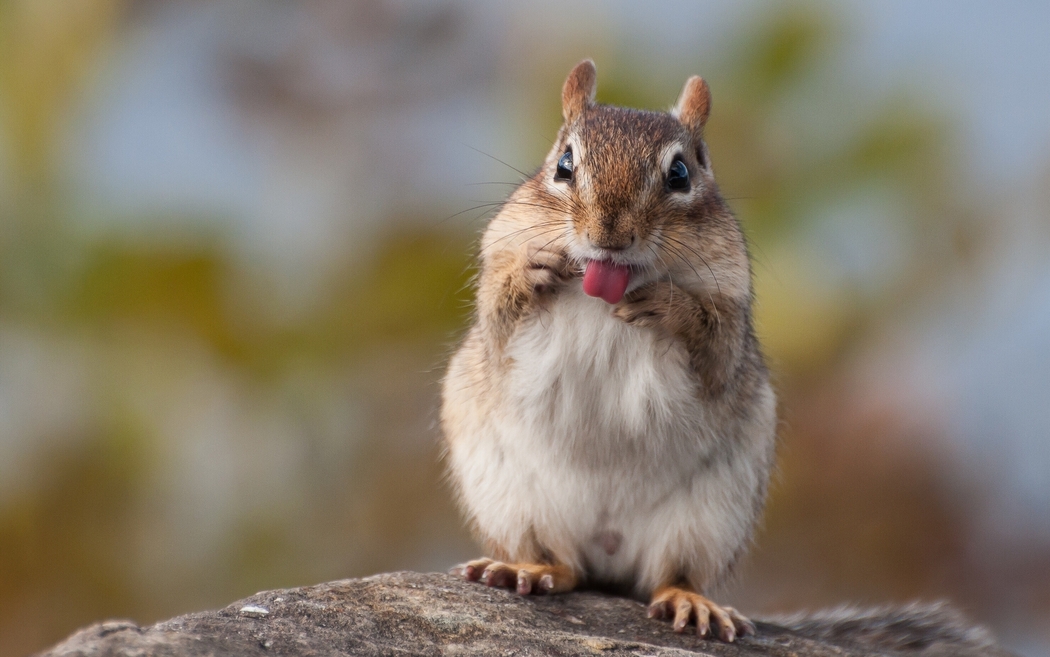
[769,602,995,652]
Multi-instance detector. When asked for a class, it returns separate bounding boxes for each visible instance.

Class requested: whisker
[525,231,570,269]
[440,194,578,230]
[480,224,569,256]
[652,234,706,289]
[481,222,566,250]
[652,233,722,328]
[463,144,532,181]
[659,231,723,299]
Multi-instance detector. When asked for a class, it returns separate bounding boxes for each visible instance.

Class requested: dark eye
[667,158,690,192]
[555,149,573,181]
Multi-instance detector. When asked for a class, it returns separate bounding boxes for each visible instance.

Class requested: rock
[37,571,1014,657]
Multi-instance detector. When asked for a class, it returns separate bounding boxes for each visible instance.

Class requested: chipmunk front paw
[613,281,679,330]
[648,585,755,641]
[524,248,572,295]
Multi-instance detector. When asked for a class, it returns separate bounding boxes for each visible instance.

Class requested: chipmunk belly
[488,283,746,592]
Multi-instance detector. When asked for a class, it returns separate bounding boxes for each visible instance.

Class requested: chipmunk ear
[562,59,597,123]
[673,75,711,136]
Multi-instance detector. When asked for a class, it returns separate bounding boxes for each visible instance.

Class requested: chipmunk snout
[584,216,636,252]
[585,230,634,252]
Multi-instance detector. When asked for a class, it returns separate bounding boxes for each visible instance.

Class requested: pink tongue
[582,260,631,304]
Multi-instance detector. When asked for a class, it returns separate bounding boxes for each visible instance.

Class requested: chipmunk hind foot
[648,585,755,642]
[451,558,578,595]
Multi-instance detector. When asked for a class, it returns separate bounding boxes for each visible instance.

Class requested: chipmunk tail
[769,602,996,653]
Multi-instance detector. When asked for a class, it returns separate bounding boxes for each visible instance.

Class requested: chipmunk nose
[585,230,634,252]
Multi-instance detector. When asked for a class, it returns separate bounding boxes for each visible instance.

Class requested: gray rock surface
[38,571,1013,657]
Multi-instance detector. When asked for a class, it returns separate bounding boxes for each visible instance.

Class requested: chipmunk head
[532,59,730,303]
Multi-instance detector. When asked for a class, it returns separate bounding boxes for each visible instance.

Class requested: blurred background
[1,0,1048,655]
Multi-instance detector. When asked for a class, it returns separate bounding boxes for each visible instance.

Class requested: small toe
[451,558,492,581]
[692,601,711,638]
[672,598,692,633]
[709,605,735,642]
[462,559,494,582]
[516,569,536,595]
[726,606,756,637]
[647,599,670,620]
[481,562,517,588]
[538,573,555,593]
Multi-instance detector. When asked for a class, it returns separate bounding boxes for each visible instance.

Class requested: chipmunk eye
[667,158,690,192]
[555,149,574,182]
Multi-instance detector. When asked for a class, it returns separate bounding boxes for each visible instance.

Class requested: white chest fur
[447,283,759,595]
[505,285,713,473]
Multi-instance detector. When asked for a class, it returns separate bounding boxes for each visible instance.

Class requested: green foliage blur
[0,2,1039,656]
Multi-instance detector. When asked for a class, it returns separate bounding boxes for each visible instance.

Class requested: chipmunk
[442,60,777,642]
